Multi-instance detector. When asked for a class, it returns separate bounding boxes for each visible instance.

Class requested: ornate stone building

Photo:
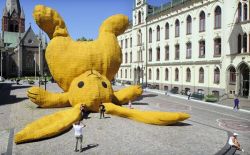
[117,0,250,99]
[0,0,48,78]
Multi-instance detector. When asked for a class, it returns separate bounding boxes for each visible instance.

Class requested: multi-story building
[117,0,250,99]
[0,0,48,78]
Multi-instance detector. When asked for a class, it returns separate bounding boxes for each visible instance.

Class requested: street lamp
[44,72,47,90]
[34,55,36,80]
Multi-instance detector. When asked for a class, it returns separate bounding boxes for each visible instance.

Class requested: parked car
[0,76,5,82]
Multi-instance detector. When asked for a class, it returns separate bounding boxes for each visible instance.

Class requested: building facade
[117,0,250,99]
[0,0,48,78]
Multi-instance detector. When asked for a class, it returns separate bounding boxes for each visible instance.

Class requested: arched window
[186,15,192,35]
[243,4,248,21]
[238,34,242,54]
[165,68,169,81]
[199,40,205,57]
[125,53,128,63]
[243,33,247,53]
[138,11,141,24]
[199,67,204,83]
[165,23,169,39]
[199,11,205,32]
[156,25,160,41]
[175,68,179,81]
[214,38,221,56]
[156,68,160,80]
[130,52,132,63]
[149,48,152,61]
[229,67,236,83]
[238,3,242,22]
[156,47,160,61]
[149,28,152,43]
[165,46,169,60]
[215,6,221,29]
[175,44,180,60]
[125,69,127,78]
[186,42,192,59]
[214,67,220,84]
[149,69,152,80]
[175,19,180,37]
[186,68,191,82]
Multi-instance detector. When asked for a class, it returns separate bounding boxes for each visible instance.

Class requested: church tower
[2,0,25,33]
[133,0,147,26]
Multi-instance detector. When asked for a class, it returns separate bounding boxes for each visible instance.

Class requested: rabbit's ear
[99,14,129,37]
[33,5,69,39]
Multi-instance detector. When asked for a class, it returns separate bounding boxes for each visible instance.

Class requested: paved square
[0,82,249,155]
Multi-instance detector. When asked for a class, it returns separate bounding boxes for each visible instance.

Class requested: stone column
[235,72,240,96]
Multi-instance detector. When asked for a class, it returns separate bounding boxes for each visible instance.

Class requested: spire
[20,7,25,19]
[5,0,21,15]
[3,7,8,17]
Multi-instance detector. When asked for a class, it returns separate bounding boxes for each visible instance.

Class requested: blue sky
[0,0,169,40]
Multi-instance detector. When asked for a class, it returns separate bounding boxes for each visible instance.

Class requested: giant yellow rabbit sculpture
[15,5,190,144]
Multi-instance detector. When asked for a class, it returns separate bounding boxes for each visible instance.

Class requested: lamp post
[0,51,2,78]
[34,55,36,80]
[44,72,47,90]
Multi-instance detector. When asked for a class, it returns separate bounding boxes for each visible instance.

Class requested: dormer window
[28,39,33,44]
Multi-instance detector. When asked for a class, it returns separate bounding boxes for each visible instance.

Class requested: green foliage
[76,37,93,41]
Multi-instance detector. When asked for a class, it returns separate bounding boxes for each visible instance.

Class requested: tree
[76,37,93,41]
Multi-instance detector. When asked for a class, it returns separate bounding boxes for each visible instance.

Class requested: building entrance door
[238,63,249,97]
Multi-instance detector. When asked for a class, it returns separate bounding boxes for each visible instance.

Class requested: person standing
[73,121,86,152]
[228,133,244,154]
[99,103,105,119]
[233,96,240,111]
[128,100,133,109]
[187,90,191,100]
[80,104,87,120]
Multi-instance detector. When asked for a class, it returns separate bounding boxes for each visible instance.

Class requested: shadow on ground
[135,94,158,101]
[169,122,192,126]
[81,144,99,152]
[0,83,29,106]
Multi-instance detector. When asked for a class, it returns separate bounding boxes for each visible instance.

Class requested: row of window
[149,6,222,43]
[120,3,249,49]
[147,67,220,84]
[119,66,237,85]
[122,32,248,63]
[148,38,220,62]
[120,37,133,49]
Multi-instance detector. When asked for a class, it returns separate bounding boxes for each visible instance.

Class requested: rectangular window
[199,41,205,58]
[214,38,221,56]
[175,45,180,60]
[186,43,192,59]
[130,38,132,48]
[200,18,205,32]
[165,46,169,60]
[125,39,128,48]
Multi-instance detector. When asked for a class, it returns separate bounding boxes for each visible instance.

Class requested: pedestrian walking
[80,104,87,120]
[187,90,191,100]
[73,121,86,152]
[99,103,105,119]
[233,96,240,111]
[227,133,244,155]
